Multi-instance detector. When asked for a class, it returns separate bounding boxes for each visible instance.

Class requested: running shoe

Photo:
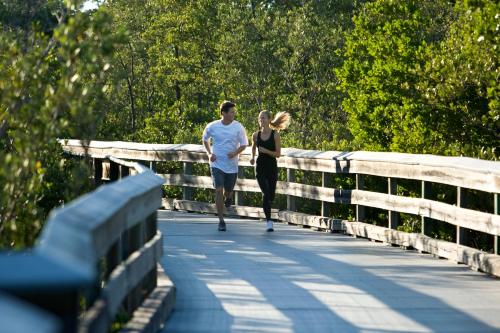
[266,220,274,232]
[218,221,226,231]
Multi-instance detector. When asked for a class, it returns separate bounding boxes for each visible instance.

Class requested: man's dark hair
[220,100,236,113]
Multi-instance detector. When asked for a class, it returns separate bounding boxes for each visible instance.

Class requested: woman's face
[258,112,270,127]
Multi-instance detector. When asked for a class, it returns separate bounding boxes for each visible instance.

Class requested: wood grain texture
[165,199,278,219]
[104,232,163,321]
[61,140,500,192]
[274,209,500,277]
[159,174,500,236]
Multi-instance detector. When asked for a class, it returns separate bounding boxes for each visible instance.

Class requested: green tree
[0,0,122,248]
[417,0,499,158]
[338,0,453,152]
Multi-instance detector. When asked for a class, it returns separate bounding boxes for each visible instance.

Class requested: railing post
[321,172,332,217]
[456,186,468,246]
[94,158,103,186]
[287,169,296,211]
[120,165,130,178]
[145,211,158,293]
[125,221,146,314]
[150,161,157,172]
[355,174,365,222]
[495,193,499,255]
[109,160,119,181]
[388,177,398,229]
[183,162,193,201]
[421,181,431,236]
[235,166,245,206]
[105,238,122,280]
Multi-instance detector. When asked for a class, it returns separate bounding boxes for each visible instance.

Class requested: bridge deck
[158,211,500,333]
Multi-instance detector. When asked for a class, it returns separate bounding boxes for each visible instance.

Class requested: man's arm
[228,145,247,158]
[203,140,217,162]
[228,124,248,158]
[203,140,211,155]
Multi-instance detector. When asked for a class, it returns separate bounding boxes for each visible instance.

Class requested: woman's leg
[256,174,272,220]
[268,168,278,204]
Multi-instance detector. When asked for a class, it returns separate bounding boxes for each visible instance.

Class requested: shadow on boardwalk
[159,211,500,333]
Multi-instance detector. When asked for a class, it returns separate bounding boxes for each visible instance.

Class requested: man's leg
[224,190,232,207]
[223,172,238,208]
[215,187,226,225]
[211,168,226,230]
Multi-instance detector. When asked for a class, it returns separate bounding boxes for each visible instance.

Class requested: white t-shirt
[202,120,248,173]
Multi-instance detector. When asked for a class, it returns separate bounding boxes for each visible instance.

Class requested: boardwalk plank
[158,211,500,333]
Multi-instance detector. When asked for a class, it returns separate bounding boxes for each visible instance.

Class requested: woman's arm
[250,132,257,165]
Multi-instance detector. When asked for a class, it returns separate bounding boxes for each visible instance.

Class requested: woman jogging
[250,110,290,232]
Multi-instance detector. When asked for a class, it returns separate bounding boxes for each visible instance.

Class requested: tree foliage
[0,0,123,247]
[1,0,498,247]
[338,0,498,157]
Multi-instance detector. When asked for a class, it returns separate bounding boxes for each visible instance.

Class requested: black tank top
[256,130,277,172]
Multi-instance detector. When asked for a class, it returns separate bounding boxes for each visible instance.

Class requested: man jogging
[202,101,248,231]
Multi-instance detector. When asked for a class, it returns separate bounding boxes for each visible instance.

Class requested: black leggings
[256,171,277,220]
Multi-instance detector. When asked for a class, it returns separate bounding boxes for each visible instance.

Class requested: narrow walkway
[158,211,500,333]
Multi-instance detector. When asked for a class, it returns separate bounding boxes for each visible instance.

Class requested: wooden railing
[61,139,500,277]
[0,153,173,333]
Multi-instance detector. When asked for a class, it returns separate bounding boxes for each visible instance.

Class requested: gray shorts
[211,167,237,192]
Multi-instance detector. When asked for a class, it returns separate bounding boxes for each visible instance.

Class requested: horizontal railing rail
[0,150,169,333]
[60,139,500,277]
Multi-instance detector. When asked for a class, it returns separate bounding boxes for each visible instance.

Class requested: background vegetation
[1,0,498,248]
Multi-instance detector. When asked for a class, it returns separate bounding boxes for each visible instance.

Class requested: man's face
[222,107,236,122]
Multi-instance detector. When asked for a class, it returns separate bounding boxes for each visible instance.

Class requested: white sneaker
[266,220,274,232]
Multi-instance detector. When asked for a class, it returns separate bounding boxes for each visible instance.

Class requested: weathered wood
[343,221,500,277]
[162,198,176,210]
[278,211,342,232]
[120,165,130,178]
[388,177,399,229]
[94,158,103,186]
[2,152,170,333]
[457,187,469,246]
[235,166,245,206]
[160,174,262,193]
[356,174,365,222]
[274,209,500,277]
[118,265,176,333]
[495,193,499,255]
[79,299,110,333]
[160,173,500,237]
[350,190,500,236]
[61,139,500,278]
[36,169,164,289]
[182,162,193,201]
[105,240,122,280]
[104,232,162,322]
[286,169,296,211]
[321,172,332,217]
[421,181,432,236]
[173,200,278,219]
[61,140,500,193]
[110,161,120,181]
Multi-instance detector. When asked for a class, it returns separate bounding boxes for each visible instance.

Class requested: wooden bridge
[1,140,499,333]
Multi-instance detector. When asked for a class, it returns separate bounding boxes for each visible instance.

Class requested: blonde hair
[260,110,291,131]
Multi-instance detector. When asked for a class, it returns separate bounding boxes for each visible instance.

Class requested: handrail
[0,150,168,333]
[60,139,500,277]
[60,139,500,193]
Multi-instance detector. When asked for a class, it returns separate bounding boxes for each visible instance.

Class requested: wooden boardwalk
[158,211,500,333]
